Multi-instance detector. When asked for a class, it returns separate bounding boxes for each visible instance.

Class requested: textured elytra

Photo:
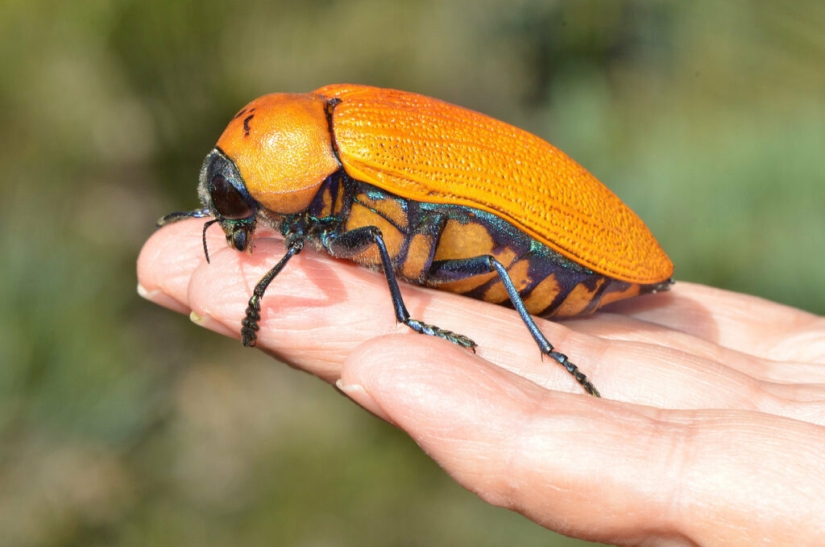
[316,84,673,284]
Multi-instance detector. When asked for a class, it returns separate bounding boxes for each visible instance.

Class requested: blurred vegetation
[0,1,823,546]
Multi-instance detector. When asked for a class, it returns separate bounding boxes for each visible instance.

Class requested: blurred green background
[1,1,823,545]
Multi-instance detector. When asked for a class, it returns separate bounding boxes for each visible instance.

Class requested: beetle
[159,84,674,397]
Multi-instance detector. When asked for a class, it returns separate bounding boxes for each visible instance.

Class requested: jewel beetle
[159,84,674,397]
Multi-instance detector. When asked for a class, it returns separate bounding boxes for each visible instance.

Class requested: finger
[480,312,825,420]
[144,219,599,389]
[176,233,719,400]
[604,282,825,397]
[567,311,825,402]
[608,282,825,365]
[140,219,586,388]
[338,336,825,546]
[139,220,825,412]
[137,219,223,312]
[183,233,599,389]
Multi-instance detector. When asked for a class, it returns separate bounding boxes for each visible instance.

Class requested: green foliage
[0,1,822,545]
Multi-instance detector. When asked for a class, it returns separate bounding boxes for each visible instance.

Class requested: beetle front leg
[242,236,305,347]
[429,256,601,397]
[156,208,211,227]
[322,226,477,350]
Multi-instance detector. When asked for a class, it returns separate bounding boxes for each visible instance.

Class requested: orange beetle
[160,84,674,397]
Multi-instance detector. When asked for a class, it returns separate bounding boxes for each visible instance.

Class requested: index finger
[137,221,768,408]
[605,282,825,365]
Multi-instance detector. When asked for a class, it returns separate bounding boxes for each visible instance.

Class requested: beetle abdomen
[314,178,662,317]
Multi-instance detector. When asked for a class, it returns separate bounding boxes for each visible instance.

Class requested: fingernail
[137,283,164,302]
[190,311,240,339]
[190,311,213,327]
[335,380,392,423]
[137,283,187,312]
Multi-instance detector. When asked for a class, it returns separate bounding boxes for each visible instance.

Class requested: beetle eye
[211,174,253,220]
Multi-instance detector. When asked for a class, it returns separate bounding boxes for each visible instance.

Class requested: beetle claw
[241,327,256,346]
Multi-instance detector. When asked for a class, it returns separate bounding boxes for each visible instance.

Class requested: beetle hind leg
[545,350,599,397]
[428,256,601,397]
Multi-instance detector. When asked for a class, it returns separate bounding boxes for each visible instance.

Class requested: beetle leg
[156,209,220,264]
[156,208,211,227]
[322,226,477,350]
[429,256,600,397]
[241,236,305,347]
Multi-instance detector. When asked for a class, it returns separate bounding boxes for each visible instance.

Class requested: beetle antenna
[202,219,218,263]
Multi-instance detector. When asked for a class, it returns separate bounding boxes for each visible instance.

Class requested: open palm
[139,219,825,546]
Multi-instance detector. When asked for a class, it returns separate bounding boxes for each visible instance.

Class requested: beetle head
[199,148,258,254]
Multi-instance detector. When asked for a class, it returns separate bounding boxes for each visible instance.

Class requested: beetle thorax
[214,93,341,215]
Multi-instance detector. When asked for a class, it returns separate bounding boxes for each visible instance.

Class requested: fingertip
[335,380,392,422]
[137,282,190,314]
[189,310,239,339]
[137,219,217,313]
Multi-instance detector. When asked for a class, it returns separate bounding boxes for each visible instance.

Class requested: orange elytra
[159,84,674,397]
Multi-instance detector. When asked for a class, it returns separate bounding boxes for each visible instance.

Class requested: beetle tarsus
[241,294,263,347]
[547,350,601,397]
[242,332,257,347]
[405,319,477,351]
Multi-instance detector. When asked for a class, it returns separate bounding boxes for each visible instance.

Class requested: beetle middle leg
[428,256,601,397]
[322,226,477,350]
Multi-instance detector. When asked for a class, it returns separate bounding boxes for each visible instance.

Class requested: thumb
[336,334,657,544]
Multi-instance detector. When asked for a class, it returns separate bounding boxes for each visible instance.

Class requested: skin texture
[138,220,825,546]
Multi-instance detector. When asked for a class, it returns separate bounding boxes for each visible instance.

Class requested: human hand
[138,219,825,546]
